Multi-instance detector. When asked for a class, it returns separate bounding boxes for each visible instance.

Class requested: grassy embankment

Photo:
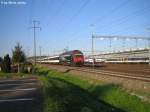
[34,66,150,112]
[0,72,28,78]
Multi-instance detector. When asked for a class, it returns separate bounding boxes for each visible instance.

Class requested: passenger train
[105,57,149,63]
[38,50,84,66]
[36,49,149,66]
[59,50,84,66]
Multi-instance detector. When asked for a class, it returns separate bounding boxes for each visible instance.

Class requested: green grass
[40,76,124,112]
[0,72,34,79]
[0,72,24,78]
[35,67,150,112]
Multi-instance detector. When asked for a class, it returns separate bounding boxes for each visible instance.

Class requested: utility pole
[148,39,150,66]
[90,24,95,68]
[135,39,138,49]
[91,34,95,68]
[39,46,42,64]
[122,38,125,51]
[109,38,112,50]
[146,28,150,66]
[91,31,94,68]
[30,20,41,65]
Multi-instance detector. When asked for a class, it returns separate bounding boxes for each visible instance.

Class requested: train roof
[60,50,83,56]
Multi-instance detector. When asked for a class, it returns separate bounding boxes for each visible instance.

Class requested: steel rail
[41,64,150,82]
[69,67,150,82]
[85,68,150,78]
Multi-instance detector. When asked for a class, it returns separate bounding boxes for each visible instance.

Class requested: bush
[2,54,11,73]
[0,57,3,71]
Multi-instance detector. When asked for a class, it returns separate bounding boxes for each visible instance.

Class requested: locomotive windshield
[74,54,83,58]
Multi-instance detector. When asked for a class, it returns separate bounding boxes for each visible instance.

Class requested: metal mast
[30,20,41,65]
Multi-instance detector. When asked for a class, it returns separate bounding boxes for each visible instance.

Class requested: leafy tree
[3,54,11,73]
[0,57,3,71]
[0,57,2,64]
[12,43,26,73]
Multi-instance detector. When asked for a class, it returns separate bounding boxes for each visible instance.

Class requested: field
[35,67,150,112]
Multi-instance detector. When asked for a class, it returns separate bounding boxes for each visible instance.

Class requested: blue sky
[0,0,150,57]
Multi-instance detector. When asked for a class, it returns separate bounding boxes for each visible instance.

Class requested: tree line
[0,43,27,73]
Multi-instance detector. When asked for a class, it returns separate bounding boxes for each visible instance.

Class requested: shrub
[2,54,11,73]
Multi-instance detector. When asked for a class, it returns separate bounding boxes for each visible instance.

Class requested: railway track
[41,64,150,82]
[73,67,150,82]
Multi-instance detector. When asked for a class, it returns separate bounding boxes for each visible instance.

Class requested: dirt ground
[100,63,150,75]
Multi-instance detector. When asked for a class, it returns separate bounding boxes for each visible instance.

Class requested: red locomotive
[59,50,84,66]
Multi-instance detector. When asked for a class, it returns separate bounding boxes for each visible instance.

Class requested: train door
[70,55,75,66]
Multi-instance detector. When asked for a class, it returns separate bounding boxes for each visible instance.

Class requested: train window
[50,57,59,60]
[74,54,83,58]
[75,55,82,58]
[65,56,71,60]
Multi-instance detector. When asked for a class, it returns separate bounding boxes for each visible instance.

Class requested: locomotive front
[59,50,84,66]
[71,50,84,66]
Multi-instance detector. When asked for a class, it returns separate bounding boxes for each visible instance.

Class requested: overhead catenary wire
[28,0,34,25]
[58,0,90,33]
[27,0,34,57]
[110,21,150,36]
[64,0,132,45]
[66,1,150,47]
[46,0,66,27]
[97,6,150,34]
[92,0,131,25]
